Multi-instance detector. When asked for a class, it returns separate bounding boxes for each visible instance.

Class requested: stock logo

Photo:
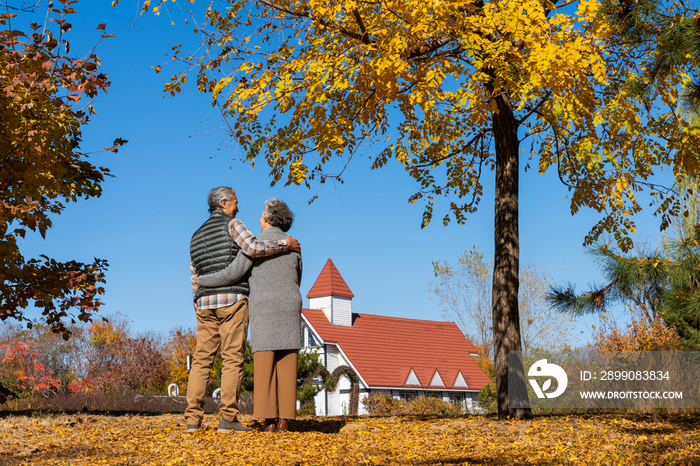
[528,359,568,399]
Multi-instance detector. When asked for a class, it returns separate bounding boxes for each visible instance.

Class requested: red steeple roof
[302,309,491,391]
[306,258,354,299]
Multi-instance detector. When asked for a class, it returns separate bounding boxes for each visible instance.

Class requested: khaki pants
[185,300,248,425]
[253,350,298,420]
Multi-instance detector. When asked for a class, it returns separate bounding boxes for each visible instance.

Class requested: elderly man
[185,186,300,434]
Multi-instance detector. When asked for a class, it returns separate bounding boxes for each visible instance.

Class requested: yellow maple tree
[164,327,197,393]
[137,0,700,419]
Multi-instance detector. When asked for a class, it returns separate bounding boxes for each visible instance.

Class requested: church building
[300,259,492,416]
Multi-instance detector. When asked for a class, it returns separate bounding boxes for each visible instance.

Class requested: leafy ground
[1,412,700,465]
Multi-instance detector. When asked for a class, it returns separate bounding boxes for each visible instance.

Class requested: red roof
[302,309,491,391]
[306,258,354,299]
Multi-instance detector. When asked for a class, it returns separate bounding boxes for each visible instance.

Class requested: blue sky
[13,1,675,344]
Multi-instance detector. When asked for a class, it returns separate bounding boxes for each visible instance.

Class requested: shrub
[297,400,316,416]
[362,394,463,416]
[595,315,683,351]
[475,383,497,413]
[408,396,462,416]
[296,347,327,413]
[362,394,403,415]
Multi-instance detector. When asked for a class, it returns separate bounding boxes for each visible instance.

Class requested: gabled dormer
[307,258,354,326]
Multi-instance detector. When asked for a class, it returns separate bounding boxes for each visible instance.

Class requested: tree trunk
[491,92,532,420]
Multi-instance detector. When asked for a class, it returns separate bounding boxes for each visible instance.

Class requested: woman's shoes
[259,418,290,433]
[262,418,277,433]
[276,418,289,432]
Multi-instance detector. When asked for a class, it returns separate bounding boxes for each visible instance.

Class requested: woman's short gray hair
[263,198,294,232]
[207,186,236,213]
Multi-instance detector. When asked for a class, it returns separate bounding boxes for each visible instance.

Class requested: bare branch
[406,33,454,59]
[533,109,574,189]
[351,8,369,43]
[1,1,40,12]
[257,0,373,45]
[412,128,490,168]
[517,90,553,126]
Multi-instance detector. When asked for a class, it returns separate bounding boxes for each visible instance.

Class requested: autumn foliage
[0,1,125,338]
[472,342,494,379]
[0,318,330,415]
[595,314,683,352]
[0,317,172,408]
[163,326,197,393]
[0,341,61,399]
[2,412,700,465]
[83,319,169,396]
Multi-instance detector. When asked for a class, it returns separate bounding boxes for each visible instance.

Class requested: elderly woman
[198,198,302,433]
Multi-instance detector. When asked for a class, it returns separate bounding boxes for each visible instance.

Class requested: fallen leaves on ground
[1,412,699,465]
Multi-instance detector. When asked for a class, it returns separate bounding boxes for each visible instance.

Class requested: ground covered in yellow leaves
[1,412,699,465]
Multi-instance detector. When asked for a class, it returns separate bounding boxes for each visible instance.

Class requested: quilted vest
[190,210,250,301]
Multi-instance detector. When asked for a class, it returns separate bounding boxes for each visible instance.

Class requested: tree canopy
[148,0,698,237]
[0,1,124,339]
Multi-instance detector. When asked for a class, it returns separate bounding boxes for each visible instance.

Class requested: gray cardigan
[198,226,303,353]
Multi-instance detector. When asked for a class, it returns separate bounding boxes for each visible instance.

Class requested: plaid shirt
[191,218,288,310]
